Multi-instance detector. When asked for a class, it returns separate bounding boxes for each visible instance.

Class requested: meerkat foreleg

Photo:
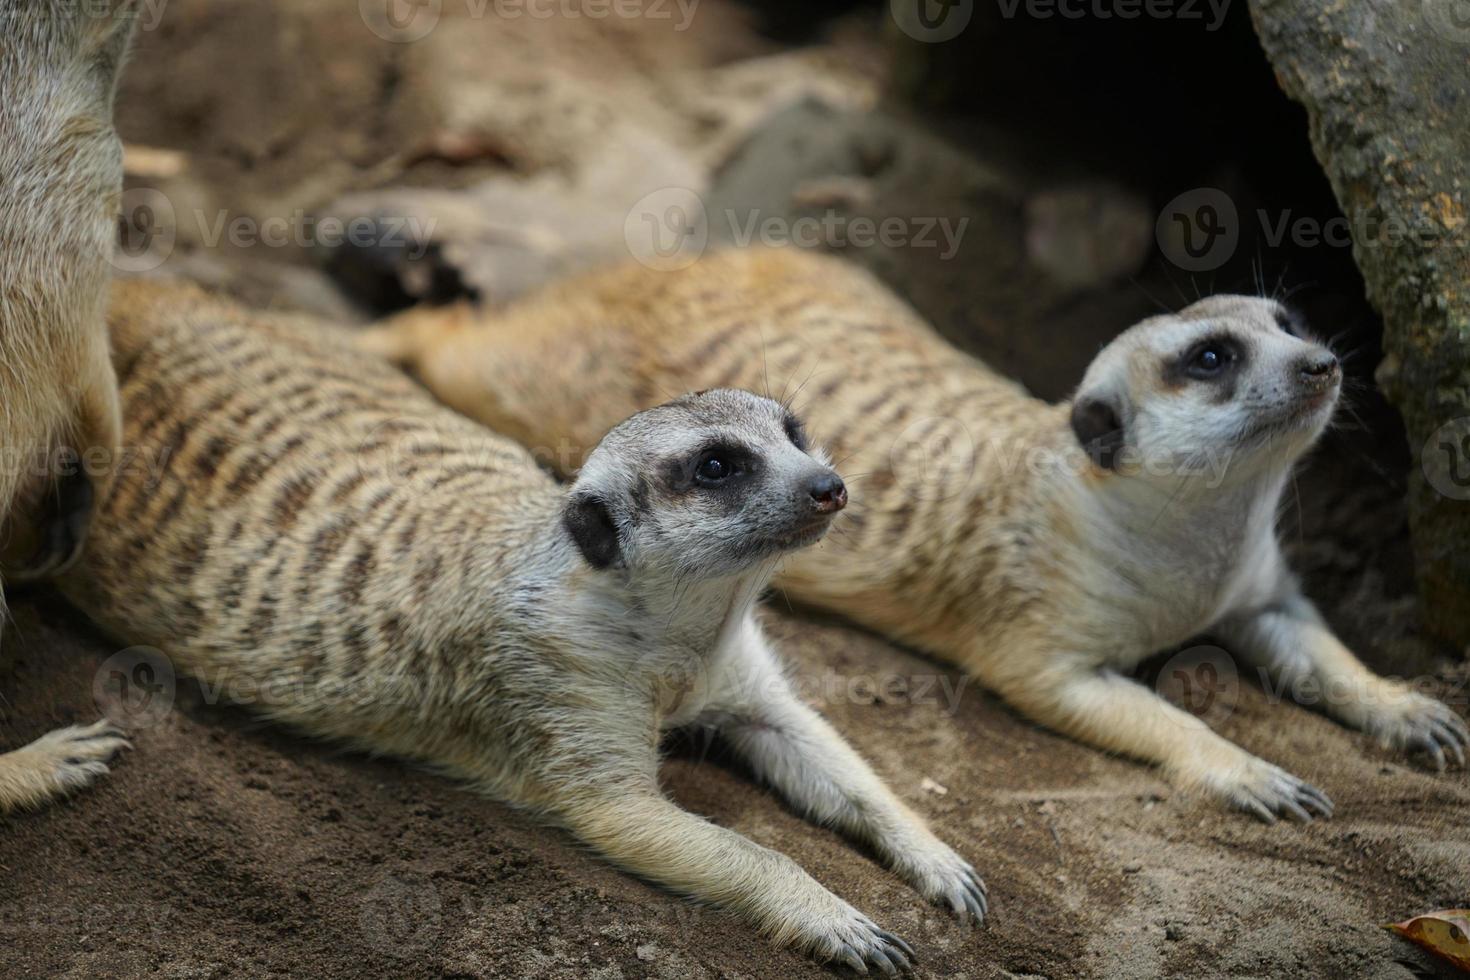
[705,627,985,923]
[0,720,130,813]
[995,663,1334,823]
[556,786,915,974]
[1215,587,1469,770]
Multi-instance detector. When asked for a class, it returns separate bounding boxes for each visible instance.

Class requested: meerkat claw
[824,916,915,975]
[1372,693,1470,771]
[1228,760,1333,824]
[873,929,916,962]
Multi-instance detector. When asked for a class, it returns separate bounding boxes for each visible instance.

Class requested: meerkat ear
[562,492,624,570]
[1070,393,1126,471]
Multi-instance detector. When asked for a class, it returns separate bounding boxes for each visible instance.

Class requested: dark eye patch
[1274,306,1305,337]
[665,442,758,493]
[783,413,809,451]
[1163,334,1246,392]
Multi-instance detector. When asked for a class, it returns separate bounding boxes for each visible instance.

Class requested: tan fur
[362,246,1468,821]
[0,0,138,813]
[60,278,985,968]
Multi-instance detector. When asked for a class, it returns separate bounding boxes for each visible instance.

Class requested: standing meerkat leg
[1215,583,1470,770]
[705,623,986,923]
[558,785,915,974]
[991,664,1334,823]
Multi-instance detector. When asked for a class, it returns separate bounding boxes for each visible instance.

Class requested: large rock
[1250,0,1470,647]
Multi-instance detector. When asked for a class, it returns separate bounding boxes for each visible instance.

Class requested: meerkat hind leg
[558,788,915,975]
[1003,665,1333,823]
[708,645,986,922]
[1216,594,1469,770]
[0,720,130,814]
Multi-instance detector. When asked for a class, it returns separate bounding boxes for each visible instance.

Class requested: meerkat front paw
[796,903,917,976]
[897,843,988,926]
[1210,755,1334,824]
[1362,689,1469,771]
[0,720,131,810]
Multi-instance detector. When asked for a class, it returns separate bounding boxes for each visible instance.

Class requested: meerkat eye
[695,454,732,484]
[783,415,808,451]
[1185,342,1233,380]
[1274,307,1304,337]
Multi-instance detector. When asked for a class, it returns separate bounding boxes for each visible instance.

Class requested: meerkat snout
[807,472,847,514]
[1297,351,1341,390]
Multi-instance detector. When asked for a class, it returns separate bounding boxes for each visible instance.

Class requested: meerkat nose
[1298,352,1340,390]
[808,472,848,513]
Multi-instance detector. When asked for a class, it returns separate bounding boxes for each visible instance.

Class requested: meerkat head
[1069,296,1341,487]
[562,389,847,579]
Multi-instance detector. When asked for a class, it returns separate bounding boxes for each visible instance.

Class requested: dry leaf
[1385,909,1470,973]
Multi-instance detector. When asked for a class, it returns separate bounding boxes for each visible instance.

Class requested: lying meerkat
[0,0,138,812]
[361,246,1469,822]
[60,278,985,971]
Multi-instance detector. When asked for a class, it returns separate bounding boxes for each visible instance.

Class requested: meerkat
[0,0,139,812]
[360,245,1469,823]
[60,277,986,972]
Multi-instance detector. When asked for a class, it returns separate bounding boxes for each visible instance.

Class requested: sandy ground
[2,2,1468,977]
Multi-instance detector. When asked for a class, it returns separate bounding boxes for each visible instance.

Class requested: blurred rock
[1023,182,1152,291]
[1251,0,1470,647]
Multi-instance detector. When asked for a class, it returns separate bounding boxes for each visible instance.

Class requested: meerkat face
[1070,296,1341,486]
[562,389,846,579]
